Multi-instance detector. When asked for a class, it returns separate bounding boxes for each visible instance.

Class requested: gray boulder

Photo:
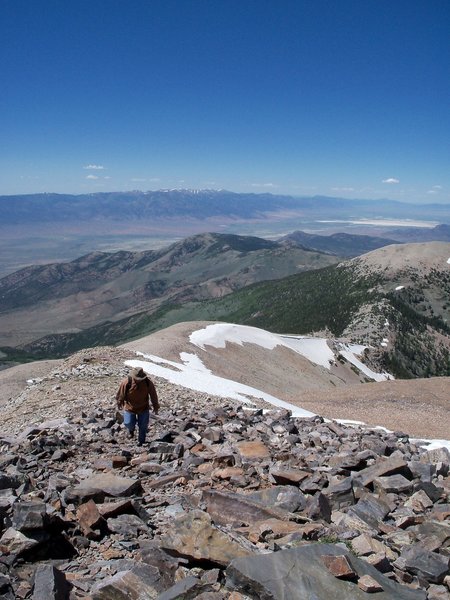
[226,543,427,599]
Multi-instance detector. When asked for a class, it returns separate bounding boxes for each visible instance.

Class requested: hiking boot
[128,429,135,439]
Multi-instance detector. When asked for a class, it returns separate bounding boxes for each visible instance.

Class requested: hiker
[116,367,159,446]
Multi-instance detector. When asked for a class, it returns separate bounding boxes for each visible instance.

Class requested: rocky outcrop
[0,358,449,598]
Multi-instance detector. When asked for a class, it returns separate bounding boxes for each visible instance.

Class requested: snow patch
[339,344,394,382]
[413,438,450,452]
[190,323,334,369]
[280,335,335,369]
[180,352,211,374]
[395,285,405,291]
[125,353,316,418]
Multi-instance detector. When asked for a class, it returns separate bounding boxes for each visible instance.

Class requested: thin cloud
[382,178,400,184]
[84,164,105,170]
[86,174,99,180]
[251,182,277,188]
[432,185,442,190]
[331,187,355,192]
[427,189,438,194]
[131,178,147,182]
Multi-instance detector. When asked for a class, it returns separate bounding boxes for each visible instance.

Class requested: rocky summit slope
[0,347,449,599]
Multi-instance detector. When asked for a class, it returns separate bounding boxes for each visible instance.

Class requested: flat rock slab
[236,441,270,459]
[374,474,413,494]
[157,576,204,600]
[66,474,142,503]
[248,486,306,513]
[269,469,310,486]
[226,543,427,600]
[203,490,290,527]
[321,554,356,580]
[161,510,252,567]
[0,527,41,555]
[91,563,162,599]
[13,501,47,531]
[400,545,450,584]
[355,456,409,488]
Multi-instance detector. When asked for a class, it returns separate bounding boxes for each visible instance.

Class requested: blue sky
[1,0,449,202]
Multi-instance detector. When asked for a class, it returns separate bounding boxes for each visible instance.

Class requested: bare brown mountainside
[0,232,338,348]
[349,240,450,274]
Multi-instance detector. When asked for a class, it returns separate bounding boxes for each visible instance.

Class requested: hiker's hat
[130,367,146,380]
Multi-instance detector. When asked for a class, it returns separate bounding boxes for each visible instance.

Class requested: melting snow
[447,257,450,264]
[179,352,211,374]
[395,285,405,291]
[414,438,450,452]
[125,352,316,418]
[280,335,335,369]
[339,344,394,382]
[190,323,334,369]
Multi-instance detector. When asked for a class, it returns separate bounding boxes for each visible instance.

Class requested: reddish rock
[358,574,384,592]
[236,440,270,459]
[269,468,310,485]
[321,554,357,580]
[76,499,104,536]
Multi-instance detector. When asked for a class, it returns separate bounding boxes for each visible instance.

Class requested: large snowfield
[126,323,450,451]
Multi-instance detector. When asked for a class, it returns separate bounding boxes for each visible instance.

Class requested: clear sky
[1,0,449,202]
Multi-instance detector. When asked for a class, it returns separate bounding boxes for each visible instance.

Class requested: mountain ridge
[0,232,338,352]
[2,189,449,224]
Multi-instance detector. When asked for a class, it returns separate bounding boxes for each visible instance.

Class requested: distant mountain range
[282,231,398,257]
[282,225,450,257]
[382,223,450,242]
[1,189,449,278]
[1,189,450,224]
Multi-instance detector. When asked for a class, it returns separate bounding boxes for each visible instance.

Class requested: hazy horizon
[0,187,449,207]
